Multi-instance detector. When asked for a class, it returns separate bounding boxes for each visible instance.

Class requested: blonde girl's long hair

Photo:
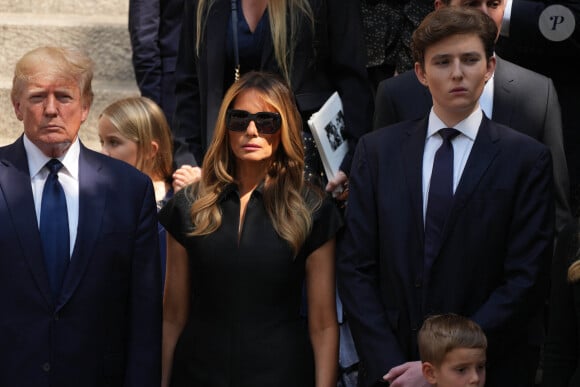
[188,71,318,255]
[195,0,314,85]
[99,97,174,182]
[12,46,94,108]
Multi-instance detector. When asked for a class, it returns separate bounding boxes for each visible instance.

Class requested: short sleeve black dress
[158,183,342,387]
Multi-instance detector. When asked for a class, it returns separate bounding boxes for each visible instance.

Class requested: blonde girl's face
[98,115,139,168]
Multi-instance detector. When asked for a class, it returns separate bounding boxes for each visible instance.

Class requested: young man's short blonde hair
[418,314,487,366]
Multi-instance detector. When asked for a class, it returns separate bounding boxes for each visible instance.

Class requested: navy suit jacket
[337,116,554,387]
[373,56,571,233]
[0,137,162,387]
[172,0,373,173]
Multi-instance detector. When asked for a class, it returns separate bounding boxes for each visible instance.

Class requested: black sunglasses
[226,109,282,134]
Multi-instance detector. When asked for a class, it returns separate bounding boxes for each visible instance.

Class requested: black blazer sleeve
[129,0,163,103]
[172,0,203,167]
[337,132,407,386]
[324,0,374,175]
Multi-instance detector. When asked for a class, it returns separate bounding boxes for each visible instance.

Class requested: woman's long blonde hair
[188,71,317,255]
[195,0,314,85]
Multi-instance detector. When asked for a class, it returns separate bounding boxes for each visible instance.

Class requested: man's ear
[12,100,24,121]
[415,62,429,87]
[80,102,90,124]
[434,0,445,10]
[422,362,438,385]
[485,56,497,82]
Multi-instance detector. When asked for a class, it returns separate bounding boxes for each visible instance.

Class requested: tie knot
[46,159,64,175]
[438,128,460,142]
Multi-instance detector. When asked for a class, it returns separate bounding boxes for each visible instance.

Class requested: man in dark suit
[496,0,580,213]
[0,46,161,386]
[374,0,571,234]
[338,8,553,387]
[129,0,183,125]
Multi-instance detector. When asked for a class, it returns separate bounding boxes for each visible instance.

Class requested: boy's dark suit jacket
[0,137,162,387]
[374,56,570,233]
[338,116,554,387]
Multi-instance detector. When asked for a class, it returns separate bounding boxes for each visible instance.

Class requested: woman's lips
[243,143,261,149]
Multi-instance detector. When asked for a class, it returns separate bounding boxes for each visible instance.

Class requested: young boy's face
[423,347,486,387]
[414,33,495,127]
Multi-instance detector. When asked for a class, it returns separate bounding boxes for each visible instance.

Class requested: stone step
[0,13,135,83]
[0,78,139,150]
[0,0,127,15]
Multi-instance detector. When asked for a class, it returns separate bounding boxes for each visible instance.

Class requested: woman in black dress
[160,72,341,387]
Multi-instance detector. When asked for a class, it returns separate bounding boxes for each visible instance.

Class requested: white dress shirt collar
[427,107,483,141]
[23,135,80,181]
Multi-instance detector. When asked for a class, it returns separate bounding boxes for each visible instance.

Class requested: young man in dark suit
[338,8,553,387]
[374,0,571,235]
[0,46,161,387]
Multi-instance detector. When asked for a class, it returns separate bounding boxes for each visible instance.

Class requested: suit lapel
[491,56,515,127]
[441,117,500,246]
[402,118,428,247]
[57,146,106,310]
[205,0,229,146]
[0,138,53,307]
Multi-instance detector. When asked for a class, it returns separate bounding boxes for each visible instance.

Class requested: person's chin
[449,100,478,113]
[40,139,73,157]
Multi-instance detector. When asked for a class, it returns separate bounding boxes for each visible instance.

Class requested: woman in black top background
[171,0,373,192]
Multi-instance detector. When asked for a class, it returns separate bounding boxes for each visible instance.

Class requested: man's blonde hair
[11,46,94,107]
